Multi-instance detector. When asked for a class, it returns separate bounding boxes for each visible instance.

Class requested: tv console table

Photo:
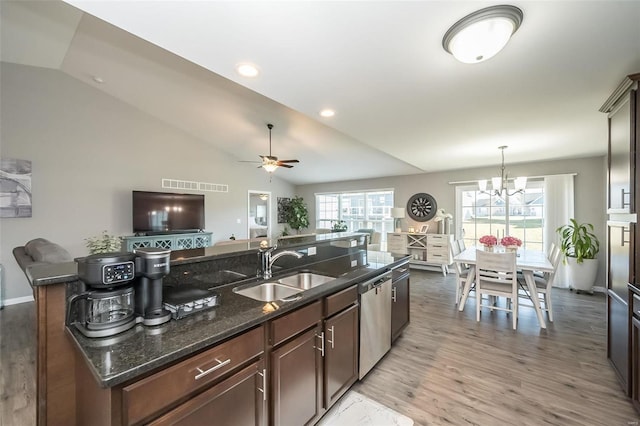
[122,232,213,252]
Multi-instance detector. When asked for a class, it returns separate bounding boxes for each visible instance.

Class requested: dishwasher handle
[359,273,392,293]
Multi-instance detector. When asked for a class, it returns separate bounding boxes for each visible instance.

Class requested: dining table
[453,246,554,329]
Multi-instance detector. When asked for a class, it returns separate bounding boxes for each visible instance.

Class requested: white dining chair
[476,250,519,330]
[451,242,471,305]
[520,244,562,322]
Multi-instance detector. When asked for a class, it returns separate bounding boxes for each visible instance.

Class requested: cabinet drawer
[427,234,450,243]
[325,285,358,317]
[270,300,322,347]
[427,252,449,263]
[427,245,449,255]
[122,325,264,425]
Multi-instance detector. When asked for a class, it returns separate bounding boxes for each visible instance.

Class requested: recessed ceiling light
[319,109,335,118]
[236,63,260,78]
[92,76,105,84]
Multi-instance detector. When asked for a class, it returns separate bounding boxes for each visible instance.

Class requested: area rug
[318,391,414,426]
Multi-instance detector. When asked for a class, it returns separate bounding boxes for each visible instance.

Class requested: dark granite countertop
[67,250,409,388]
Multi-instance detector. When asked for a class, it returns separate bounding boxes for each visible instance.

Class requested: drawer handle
[194,358,231,380]
[315,332,325,357]
[396,268,408,273]
[392,286,397,302]
[257,368,267,401]
[327,326,335,349]
[622,227,631,246]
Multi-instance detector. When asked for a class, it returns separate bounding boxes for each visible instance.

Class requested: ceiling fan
[241,123,299,173]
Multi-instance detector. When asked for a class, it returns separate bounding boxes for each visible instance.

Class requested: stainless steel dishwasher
[358,271,393,379]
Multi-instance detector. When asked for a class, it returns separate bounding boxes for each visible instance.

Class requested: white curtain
[544,174,575,287]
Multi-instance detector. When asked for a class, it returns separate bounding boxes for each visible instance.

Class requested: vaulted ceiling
[3,1,640,185]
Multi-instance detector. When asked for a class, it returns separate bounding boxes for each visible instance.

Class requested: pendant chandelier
[478,146,527,196]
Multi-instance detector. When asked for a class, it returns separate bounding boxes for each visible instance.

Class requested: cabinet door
[632,316,640,410]
[609,223,631,303]
[391,276,410,342]
[608,294,630,395]
[609,96,632,212]
[324,304,359,409]
[387,233,407,254]
[271,325,323,426]
[149,359,266,426]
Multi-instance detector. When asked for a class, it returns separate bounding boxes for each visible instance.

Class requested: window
[456,180,544,251]
[316,190,394,238]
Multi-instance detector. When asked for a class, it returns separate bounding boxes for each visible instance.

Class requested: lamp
[442,5,523,64]
[391,207,405,232]
[479,146,527,196]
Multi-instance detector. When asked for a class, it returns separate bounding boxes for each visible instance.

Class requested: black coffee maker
[133,247,172,326]
[70,252,138,338]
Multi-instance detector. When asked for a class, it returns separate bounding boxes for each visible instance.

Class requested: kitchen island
[26,233,409,425]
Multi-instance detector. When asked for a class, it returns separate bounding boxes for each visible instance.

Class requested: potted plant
[284,196,310,234]
[331,220,348,232]
[85,231,122,254]
[556,219,600,292]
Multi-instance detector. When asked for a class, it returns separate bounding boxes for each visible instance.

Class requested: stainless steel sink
[233,282,302,302]
[233,272,335,302]
[276,272,335,290]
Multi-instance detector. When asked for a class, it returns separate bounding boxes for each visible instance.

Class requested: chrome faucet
[258,247,303,279]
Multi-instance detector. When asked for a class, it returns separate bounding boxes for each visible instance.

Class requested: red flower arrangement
[479,235,498,246]
[501,236,522,247]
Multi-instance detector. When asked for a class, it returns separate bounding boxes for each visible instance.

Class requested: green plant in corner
[85,231,122,254]
[285,196,310,233]
[556,219,600,264]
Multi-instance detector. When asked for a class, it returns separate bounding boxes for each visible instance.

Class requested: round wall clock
[406,193,437,222]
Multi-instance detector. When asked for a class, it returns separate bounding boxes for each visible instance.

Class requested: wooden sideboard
[387,232,453,276]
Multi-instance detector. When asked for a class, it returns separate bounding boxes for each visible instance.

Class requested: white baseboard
[592,286,606,293]
[2,295,35,306]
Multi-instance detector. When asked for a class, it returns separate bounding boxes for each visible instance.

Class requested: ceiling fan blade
[278,159,299,163]
[278,164,294,168]
[239,160,262,163]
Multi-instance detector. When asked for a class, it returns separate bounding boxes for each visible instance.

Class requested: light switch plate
[350,240,357,247]
[351,260,358,267]
[308,247,316,256]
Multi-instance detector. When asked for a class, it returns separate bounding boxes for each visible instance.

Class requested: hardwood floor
[1,271,638,425]
[353,270,640,425]
[0,302,36,426]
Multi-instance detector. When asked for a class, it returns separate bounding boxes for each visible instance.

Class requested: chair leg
[476,291,481,322]
[545,292,553,322]
[455,279,461,305]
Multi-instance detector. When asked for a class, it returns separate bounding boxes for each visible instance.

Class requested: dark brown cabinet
[271,325,324,426]
[602,73,640,398]
[391,265,410,342]
[149,359,266,426]
[324,303,359,408]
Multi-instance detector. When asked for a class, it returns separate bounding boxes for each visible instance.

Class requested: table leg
[458,265,475,312]
[523,269,547,329]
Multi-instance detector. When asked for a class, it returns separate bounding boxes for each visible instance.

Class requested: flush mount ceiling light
[478,145,527,196]
[236,63,260,77]
[442,5,523,64]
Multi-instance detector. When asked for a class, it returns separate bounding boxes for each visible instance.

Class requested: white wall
[296,156,607,287]
[0,63,295,300]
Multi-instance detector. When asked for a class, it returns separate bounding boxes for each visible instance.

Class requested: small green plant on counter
[85,231,122,254]
[556,219,600,264]
[331,220,348,232]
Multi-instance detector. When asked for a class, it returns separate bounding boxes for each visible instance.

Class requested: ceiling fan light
[443,5,523,64]
[262,163,278,173]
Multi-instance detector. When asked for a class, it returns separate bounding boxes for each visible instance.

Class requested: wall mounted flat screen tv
[132,191,205,234]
